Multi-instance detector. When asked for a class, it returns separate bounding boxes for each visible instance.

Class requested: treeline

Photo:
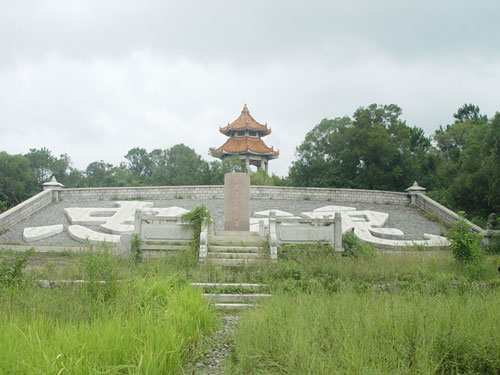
[289,103,500,222]
[1,103,499,223]
[0,144,284,213]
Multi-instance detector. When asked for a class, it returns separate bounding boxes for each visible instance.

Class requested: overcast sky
[1,0,499,177]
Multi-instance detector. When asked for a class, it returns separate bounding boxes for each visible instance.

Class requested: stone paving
[0,198,447,248]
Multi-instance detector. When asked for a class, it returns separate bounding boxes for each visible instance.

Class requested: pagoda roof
[213,136,279,159]
[219,105,271,136]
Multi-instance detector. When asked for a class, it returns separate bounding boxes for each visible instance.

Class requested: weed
[447,214,484,264]
[303,195,311,201]
[181,205,212,247]
[80,244,117,303]
[342,232,375,258]
[130,233,142,263]
[0,248,34,285]
[0,227,8,236]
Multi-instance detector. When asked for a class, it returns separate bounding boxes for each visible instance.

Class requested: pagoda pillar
[260,158,265,170]
[245,154,250,167]
[265,160,269,174]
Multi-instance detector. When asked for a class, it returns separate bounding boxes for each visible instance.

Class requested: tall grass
[231,289,500,374]
[0,276,218,374]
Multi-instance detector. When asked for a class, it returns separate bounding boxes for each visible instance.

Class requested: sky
[1,0,499,177]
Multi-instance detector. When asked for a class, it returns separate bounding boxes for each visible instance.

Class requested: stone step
[208,245,264,253]
[142,244,189,251]
[214,303,256,310]
[216,231,259,237]
[206,252,265,259]
[209,235,265,245]
[191,282,268,290]
[205,258,264,267]
[203,293,272,303]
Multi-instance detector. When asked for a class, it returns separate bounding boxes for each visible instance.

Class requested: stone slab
[68,225,120,244]
[224,173,250,231]
[22,225,64,242]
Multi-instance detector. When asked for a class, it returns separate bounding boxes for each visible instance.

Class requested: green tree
[289,104,435,191]
[433,104,496,217]
[0,152,36,207]
[24,148,71,187]
[164,144,209,185]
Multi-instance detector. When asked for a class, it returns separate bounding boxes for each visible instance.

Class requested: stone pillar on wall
[405,181,426,205]
[224,172,250,231]
[42,176,64,202]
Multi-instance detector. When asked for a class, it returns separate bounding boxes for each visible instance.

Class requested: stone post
[334,211,342,251]
[405,181,426,205]
[224,172,250,231]
[269,210,278,261]
[42,176,64,202]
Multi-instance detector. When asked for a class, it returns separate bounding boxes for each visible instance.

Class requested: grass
[0,251,218,374]
[230,289,500,374]
[2,243,500,374]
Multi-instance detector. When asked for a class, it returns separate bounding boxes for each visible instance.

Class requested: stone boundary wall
[251,186,409,204]
[59,185,410,205]
[0,190,53,230]
[415,193,484,233]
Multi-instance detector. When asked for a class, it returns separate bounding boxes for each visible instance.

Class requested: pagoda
[212,105,279,173]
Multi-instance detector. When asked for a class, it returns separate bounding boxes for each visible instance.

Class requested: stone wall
[415,193,484,233]
[59,185,410,205]
[59,186,225,201]
[0,190,53,230]
[251,186,409,204]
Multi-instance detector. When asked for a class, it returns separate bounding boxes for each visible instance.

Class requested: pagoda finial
[242,104,249,113]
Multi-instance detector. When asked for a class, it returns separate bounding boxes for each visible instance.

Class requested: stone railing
[268,211,343,261]
[58,185,410,205]
[0,190,54,231]
[414,193,484,234]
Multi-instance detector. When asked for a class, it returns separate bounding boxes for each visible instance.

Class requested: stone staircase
[192,283,271,310]
[204,231,268,266]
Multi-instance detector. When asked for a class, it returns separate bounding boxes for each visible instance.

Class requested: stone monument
[224,172,250,231]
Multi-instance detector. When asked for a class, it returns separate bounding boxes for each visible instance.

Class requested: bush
[342,232,375,258]
[181,205,212,247]
[446,218,484,264]
[0,248,33,285]
[80,244,117,303]
[130,233,142,263]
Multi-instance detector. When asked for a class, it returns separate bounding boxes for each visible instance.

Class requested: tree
[289,104,435,191]
[24,148,71,186]
[164,144,209,185]
[124,148,153,179]
[433,105,494,217]
[0,152,36,207]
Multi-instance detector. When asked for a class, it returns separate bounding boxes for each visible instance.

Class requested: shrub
[181,205,212,247]
[0,248,33,285]
[342,232,375,258]
[446,217,484,264]
[130,233,142,263]
[80,244,117,303]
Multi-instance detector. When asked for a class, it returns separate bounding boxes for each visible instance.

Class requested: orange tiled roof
[213,136,279,159]
[219,105,271,136]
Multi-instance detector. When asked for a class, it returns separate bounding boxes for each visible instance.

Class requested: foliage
[230,290,500,374]
[446,216,484,265]
[250,168,274,186]
[289,104,436,190]
[0,151,37,208]
[181,205,212,247]
[0,201,6,214]
[130,233,142,263]
[80,244,117,303]
[0,276,217,374]
[0,248,34,285]
[342,231,376,258]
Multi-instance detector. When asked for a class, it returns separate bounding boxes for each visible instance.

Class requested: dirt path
[190,315,239,375]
